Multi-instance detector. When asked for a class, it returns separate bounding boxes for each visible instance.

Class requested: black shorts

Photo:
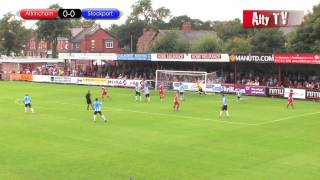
[136,91,141,96]
[94,111,102,115]
[86,100,92,104]
[179,92,184,96]
[25,103,31,108]
[222,105,228,111]
[199,88,203,92]
[145,94,150,98]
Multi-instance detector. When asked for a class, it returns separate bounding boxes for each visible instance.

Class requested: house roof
[71,26,102,43]
[30,28,85,41]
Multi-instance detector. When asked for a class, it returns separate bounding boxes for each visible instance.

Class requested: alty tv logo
[243,10,304,28]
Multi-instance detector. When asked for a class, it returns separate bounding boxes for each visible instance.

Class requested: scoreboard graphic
[19,8,120,19]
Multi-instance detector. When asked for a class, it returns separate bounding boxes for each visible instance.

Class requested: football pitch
[0,81,320,180]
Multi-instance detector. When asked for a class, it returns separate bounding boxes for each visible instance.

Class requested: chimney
[181,21,192,33]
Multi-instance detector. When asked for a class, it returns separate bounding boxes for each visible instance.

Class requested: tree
[167,15,191,29]
[0,13,31,56]
[148,31,190,53]
[70,19,97,28]
[128,0,171,26]
[36,4,71,58]
[223,37,251,53]
[213,18,247,40]
[191,33,223,53]
[249,28,286,53]
[288,3,320,53]
[108,21,145,52]
[167,15,212,30]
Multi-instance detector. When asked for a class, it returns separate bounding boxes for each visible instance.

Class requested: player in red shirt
[159,84,165,102]
[173,91,180,111]
[101,87,111,101]
[287,88,294,109]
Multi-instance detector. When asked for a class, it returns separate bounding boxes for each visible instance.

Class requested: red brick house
[136,21,215,52]
[25,26,121,57]
[25,32,47,57]
[70,26,121,53]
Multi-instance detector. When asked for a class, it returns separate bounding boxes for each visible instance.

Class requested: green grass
[0,81,320,180]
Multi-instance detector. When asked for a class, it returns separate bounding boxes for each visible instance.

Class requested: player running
[23,94,34,113]
[144,81,150,103]
[179,82,185,101]
[159,83,165,102]
[101,87,111,101]
[287,88,294,109]
[173,91,180,111]
[135,82,142,102]
[85,90,93,110]
[219,94,229,118]
[92,98,107,123]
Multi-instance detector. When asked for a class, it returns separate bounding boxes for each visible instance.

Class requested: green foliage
[223,37,252,53]
[148,31,190,53]
[288,3,320,53]
[167,15,212,30]
[213,19,247,40]
[70,19,98,28]
[35,4,71,58]
[108,21,145,52]
[0,13,31,56]
[249,28,286,53]
[192,33,223,53]
[128,0,171,25]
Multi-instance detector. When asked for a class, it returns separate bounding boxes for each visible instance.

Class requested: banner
[50,76,78,84]
[59,53,117,60]
[268,87,284,97]
[172,82,199,91]
[117,54,151,61]
[306,90,320,100]
[77,77,108,86]
[33,75,52,82]
[106,79,142,87]
[229,53,274,63]
[9,74,33,81]
[221,84,266,96]
[20,74,33,81]
[275,54,320,64]
[152,53,229,62]
[221,84,246,94]
[284,88,306,99]
[245,86,267,96]
[211,84,222,93]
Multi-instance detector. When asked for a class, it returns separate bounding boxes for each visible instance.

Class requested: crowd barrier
[32,75,143,88]
[3,74,320,100]
[172,81,319,100]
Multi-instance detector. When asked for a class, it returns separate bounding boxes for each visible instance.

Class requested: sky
[0,0,319,29]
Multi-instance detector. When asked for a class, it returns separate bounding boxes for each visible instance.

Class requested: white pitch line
[13,99,320,127]
[251,111,320,126]
[14,99,252,126]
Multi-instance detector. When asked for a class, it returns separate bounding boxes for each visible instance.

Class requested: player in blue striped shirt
[23,94,34,113]
[219,94,229,118]
[92,98,107,123]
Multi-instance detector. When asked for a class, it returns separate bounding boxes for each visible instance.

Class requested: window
[105,39,113,49]
[74,43,80,49]
[91,40,95,49]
